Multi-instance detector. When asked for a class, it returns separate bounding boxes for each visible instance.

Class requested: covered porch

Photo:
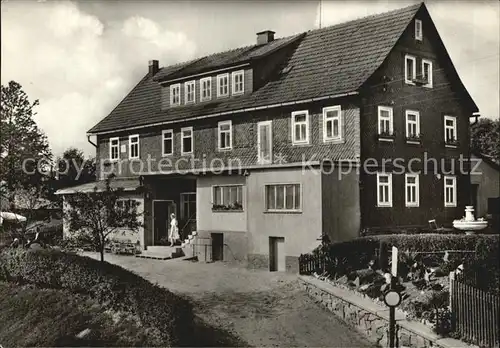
[142,175,197,248]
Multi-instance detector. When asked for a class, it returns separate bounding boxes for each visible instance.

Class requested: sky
[1,0,499,157]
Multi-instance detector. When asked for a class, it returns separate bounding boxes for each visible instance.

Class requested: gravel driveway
[85,253,374,347]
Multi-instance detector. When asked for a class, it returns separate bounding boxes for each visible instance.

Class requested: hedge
[315,234,500,279]
[0,249,194,347]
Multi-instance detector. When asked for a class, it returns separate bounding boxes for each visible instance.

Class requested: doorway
[152,200,176,245]
[211,233,224,261]
[269,237,285,272]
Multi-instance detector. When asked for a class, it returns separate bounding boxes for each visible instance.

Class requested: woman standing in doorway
[169,213,179,246]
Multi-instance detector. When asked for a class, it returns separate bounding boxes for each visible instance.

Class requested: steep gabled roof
[89,2,475,134]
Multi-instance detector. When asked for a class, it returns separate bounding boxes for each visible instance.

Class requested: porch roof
[55,178,141,195]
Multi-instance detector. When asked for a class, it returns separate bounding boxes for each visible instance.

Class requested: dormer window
[415,19,423,41]
[217,73,229,98]
[185,80,195,104]
[405,55,416,85]
[232,70,244,95]
[200,77,211,101]
[170,83,181,106]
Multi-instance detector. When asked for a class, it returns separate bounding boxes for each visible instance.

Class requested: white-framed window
[405,54,416,84]
[415,19,423,41]
[162,129,174,156]
[257,120,272,164]
[109,137,119,161]
[265,184,301,212]
[322,105,342,142]
[217,73,229,98]
[212,185,243,210]
[378,106,394,136]
[218,120,232,150]
[377,172,393,207]
[116,199,133,210]
[170,83,181,106]
[422,59,433,88]
[185,80,195,104]
[291,110,309,145]
[128,134,139,159]
[444,175,457,207]
[181,127,193,155]
[232,70,244,95]
[200,77,211,101]
[405,173,420,207]
[444,115,457,144]
[405,110,420,138]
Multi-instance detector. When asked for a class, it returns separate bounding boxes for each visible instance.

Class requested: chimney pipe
[149,60,159,75]
[256,30,275,45]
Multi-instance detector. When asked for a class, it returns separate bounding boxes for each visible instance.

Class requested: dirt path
[85,253,374,347]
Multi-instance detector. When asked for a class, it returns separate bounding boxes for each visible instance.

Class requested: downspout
[87,134,97,148]
[469,112,480,207]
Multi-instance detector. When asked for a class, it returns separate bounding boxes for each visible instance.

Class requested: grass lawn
[0,282,149,347]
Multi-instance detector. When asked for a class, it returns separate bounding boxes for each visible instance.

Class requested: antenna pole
[319,0,322,29]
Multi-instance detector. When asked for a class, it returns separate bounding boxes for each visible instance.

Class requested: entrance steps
[136,246,184,260]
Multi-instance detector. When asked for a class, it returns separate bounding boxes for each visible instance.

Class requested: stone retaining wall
[299,275,476,348]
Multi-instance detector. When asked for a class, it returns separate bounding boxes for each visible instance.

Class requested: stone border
[299,275,478,348]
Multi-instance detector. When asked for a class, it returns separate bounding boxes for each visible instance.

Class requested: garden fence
[450,272,500,348]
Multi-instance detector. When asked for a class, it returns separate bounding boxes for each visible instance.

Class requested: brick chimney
[256,30,275,45]
[149,60,159,75]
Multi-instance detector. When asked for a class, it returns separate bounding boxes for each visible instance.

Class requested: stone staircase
[180,231,198,259]
[135,245,184,260]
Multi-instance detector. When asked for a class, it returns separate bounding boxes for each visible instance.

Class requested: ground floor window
[265,184,301,212]
[180,193,196,220]
[444,175,457,207]
[213,185,243,211]
[376,173,392,207]
[405,173,419,207]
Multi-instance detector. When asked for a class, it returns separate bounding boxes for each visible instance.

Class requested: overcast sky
[1,0,499,157]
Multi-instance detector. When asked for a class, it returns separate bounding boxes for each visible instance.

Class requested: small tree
[64,176,141,262]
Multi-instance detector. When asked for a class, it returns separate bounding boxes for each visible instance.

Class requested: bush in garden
[378,240,388,271]
[0,248,194,347]
[308,234,499,281]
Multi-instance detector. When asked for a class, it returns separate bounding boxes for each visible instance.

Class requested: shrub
[0,249,194,346]
[309,234,499,280]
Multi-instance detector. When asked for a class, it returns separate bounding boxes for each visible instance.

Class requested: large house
[59,3,479,272]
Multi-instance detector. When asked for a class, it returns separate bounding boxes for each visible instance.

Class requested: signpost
[391,246,398,277]
[386,246,400,348]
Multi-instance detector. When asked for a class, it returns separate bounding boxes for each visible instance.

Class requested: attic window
[217,74,229,98]
[170,83,181,106]
[415,19,423,41]
[404,55,416,85]
[200,77,212,101]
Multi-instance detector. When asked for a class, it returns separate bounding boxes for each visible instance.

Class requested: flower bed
[302,233,500,336]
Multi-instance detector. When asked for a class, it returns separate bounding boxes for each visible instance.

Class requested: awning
[55,178,141,195]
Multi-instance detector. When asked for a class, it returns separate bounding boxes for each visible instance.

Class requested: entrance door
[153,200,176,245]
[257,121,272,164]
[211,233,224,261]
[269,237,285,272]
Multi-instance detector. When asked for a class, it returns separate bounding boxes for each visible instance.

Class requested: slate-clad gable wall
[160,68,254,110]
[358,15,471,230]
[95,99,360,179]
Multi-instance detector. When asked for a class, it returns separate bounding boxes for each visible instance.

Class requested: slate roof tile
[89,3,424,134]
